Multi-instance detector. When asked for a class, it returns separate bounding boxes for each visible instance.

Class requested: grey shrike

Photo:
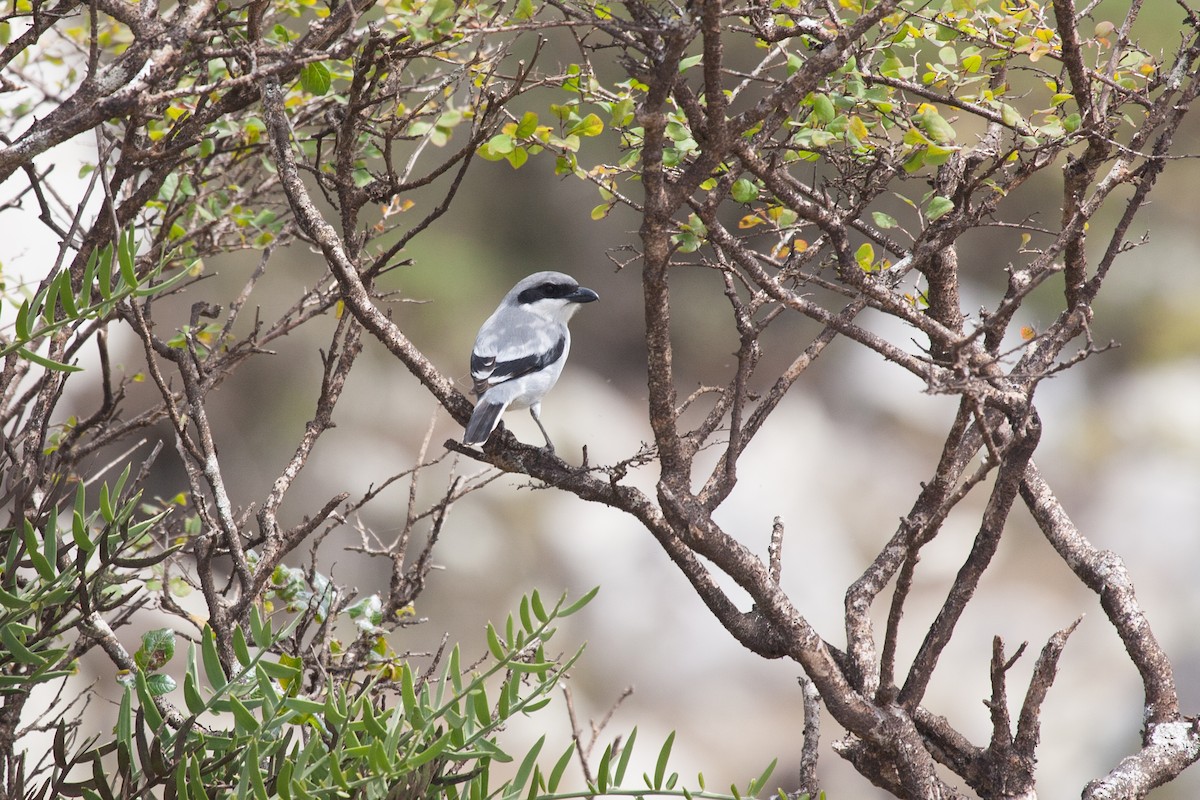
[463,271,599,451]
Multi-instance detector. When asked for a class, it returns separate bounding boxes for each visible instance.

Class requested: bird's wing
[471,313,566,396]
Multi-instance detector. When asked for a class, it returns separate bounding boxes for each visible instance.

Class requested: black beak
[569,287,600,304]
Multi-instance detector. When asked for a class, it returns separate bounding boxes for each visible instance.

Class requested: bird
[463,271,599,452]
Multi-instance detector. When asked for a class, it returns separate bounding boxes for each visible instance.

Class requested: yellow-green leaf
[568,113,604,138]
[299,62,332,96]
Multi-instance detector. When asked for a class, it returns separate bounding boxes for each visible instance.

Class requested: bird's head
[509,271,599,322]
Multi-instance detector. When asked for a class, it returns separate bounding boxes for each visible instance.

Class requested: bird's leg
[529,405,555,453]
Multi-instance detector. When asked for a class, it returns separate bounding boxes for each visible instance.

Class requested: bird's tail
[464,399,506,445]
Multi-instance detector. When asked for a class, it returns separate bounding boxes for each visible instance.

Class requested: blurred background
[4,4,1200,797]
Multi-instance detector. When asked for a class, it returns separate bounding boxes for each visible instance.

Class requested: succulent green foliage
[26,587,783,800]
[0,466,174,696]
[2,226,192,371]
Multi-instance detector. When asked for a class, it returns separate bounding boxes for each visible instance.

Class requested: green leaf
[232,624,252,666]
[22,518,56,581]
[515,111,539,138]
[748,758,777,794]
[136,670,165,729]
[480,134,514,159]
[16,346,83,373]
[411,729,453,767]
[559,586,598,617]
[855,242,876,271]
[731,178,759,203]
[530,590,547,623]
[678,54,703,72]
[427,0,457,24]
[200,625,227,690]
[590,742,609,793]
[509,735,545,795]
[0,624,46,665]
[514,0,537,20]
[812,95,836,126]
[96,243,114,301]
[136,628,176,671]
[117,226,138,290]
[567,113,604,138]
[614,727,637,784]
[917,107,957,144]
[547,742,575,792]
[401,663,418,718]
[183,671,205,714]
[654,731,675,790]
[871,211,898,229]
[1000,103,1025,130]
[486,622,505,660]
[927,195,955,220]
[14,298,33,341]
[519,594,534,633]
[229,695,259,732]
[505,146,528,169]
[300,61,332,96]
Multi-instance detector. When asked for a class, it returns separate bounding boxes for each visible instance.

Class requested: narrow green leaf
[182,671,205,714]
[200,625,227,690]
[614,727,637,785]
[232,624,252,666]
[57,269,78,318]
[15,346,82,373]
[559,586,598,617]
[136,670,165,730]
[97,244,114,301]
[749,757,777,794]
[401,663,417,718]
[80,247,100,306]
[471,686,490,726]
[258,657,299,682]
[229,695,259,732]
[249,605,272,649]
[246,739,269,800]
[0,584,25,610]
[282,697,324,716]
[117,226,139,290]
[41,274,60,327]
[654,731,675,790]
[410,729,453,768]
[596,744,612,794]
[98,483,114,524]
[22,518,56,580]
[519,595,533,633]
[72,509,93,552]
[117,686,133,752]
[547,742,575,792]
[486,622,505,660]
[0,624,46,665]
[510,735,545,795]
[530,590,547,624]
[43,508,59,566]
